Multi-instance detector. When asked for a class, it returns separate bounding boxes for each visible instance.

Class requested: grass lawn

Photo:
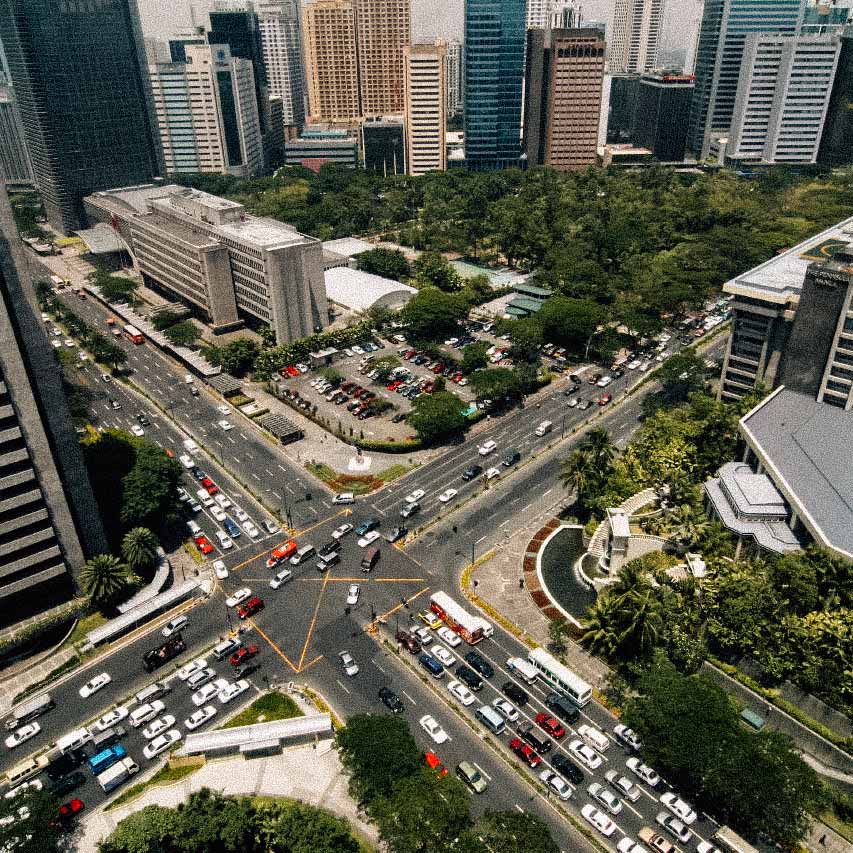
[104,762,201,811]
[221,691,302,729]
[306,462,417,495]
[821,810,853,843]
[64,612,107,650]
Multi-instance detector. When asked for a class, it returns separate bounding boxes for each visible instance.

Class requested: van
[182,438,200,454]
[195,488,214,508]
[56,728,92,755]
[419,653,445,679]
[212,637,240,661]
[90,726,126,750]
[475,704,505,735]
[545,692,580,724]
[6,755,49,787]
[517,722,552,753]
[7,693,54,728]
[88,744,126,776]
[360,547,380,572]
[578,724,609,752]
[289,544,315,566]
[186,520,202,536]
[475,617,493,639]
[129,701,164,729]
[506,657,538,685]
[534,421,553,437]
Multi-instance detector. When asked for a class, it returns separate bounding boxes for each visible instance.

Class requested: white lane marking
[500,519,511,528]
[373,661,386,673]
[335,679,351,695]
[278,465,287,472]
[251,473,261,482]
[521,504,531,513]
[473,763,492,781]
[476,535,487,544]
[543,488,553,497]
[514,804,524,814]
[271,491,282,499]
[402,691,417,706]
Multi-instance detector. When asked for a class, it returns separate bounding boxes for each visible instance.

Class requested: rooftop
[322,237,374,258]
[324,266,416,312]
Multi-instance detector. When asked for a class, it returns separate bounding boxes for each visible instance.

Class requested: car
[613,723,642,752]
[142,715,177,740]
[48,773,86,798]
[218,679,250,704]
[110,399,121,409]
[215,493,232,509]
[4,723,40,750]
[501,681,528,705]
[56,798,85,822]
[463,650,494,678]
[417,610,442,629]
[184,705,217,731]
[93,706,129,732]
[400,501,420,519]
[578,400,592,410]
[478,440,497,456]
[696,843,723,853]
[384,526,407,543]
[638,827,676,853]
[655,811,691,844]
[339,650,359,676]
[461,464,483,481]
[344,583,360,606]
[660,792,697,824]
[357,530,381,548]
[217,419,233,432]
[161,615,188,638]
[604,769,642,802]
[617,840,648,853]
[178,657,209,681]
[237,597,263,619]
[143,729,181,759]
[395,629,421,654]
[509,737,541,768]
[405,488,426,504]
[431,644,455,667]
[438,488,458,503]
[229,645,259,667]
[332,492,355,504]
[51,339,61,349]
[201,477,218,495]
[186,668,216,690]
[626,756,660,787]
[64,338,74,347]
[436,626,462,647]
[213,560,229,580]
[211,506,227,522]
[581,804,616,837]
[130,700,165,728]
[552,753,585,785]
[266,542,297,568]
[535,712,566,739]
[456,761,488,794]
[378,686,404,713]
[189,500,203,514]
[539,769,572,800]
[270,568,293,589]
[79,672,111,698]
[484,466,500,480]
[491,698,518,722]
[194,535,214,554]
[442,679,475,708]
[131,424,145,437]
[225,587,252,608]
[354,518,380,536]
[284,365,299,377]
[569,739,602,770]
[413,626,432,646]
[420,714,449,744]
[316,552,340,571]
[263,519,280,535]
[588,781,623,815]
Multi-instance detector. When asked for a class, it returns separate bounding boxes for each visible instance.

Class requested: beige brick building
[356,0,411,117]
[404,41,446,175]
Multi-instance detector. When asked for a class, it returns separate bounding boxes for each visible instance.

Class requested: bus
[88,744,126,776]
[527,648,592,708]
[711,827,759,853]
[4,693,54,731]
[429,592,487,645]
[122,324,144,345]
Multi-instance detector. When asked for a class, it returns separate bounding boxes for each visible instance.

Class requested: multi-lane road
[2,286,730,850]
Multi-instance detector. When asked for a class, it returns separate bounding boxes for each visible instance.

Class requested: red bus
[122,324,144,345]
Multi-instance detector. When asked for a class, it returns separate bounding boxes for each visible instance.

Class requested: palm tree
[121,527,159,573]
[582,428,616,470]
[614,587,664,659]
[580,594,621,658]
[670,504,711,550]
[80,554,129,606]
[559,448,595,501]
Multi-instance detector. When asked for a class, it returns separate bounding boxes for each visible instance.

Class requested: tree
[167,789,257,853]
[255,800,360,853]
[548,617,568,654]
[644,350,709,415]
[120,444,182,529]
[0,788,65,853]
[536,296,606,355]
[99,804,180,853]
[558,428,615,513]
[467,367,522,403]
[401,287,467,341]
[121,527,159,574]
[458,811,560,853]
[150,310,183,332]
[80,554,130,607]
[204,338,259,377]
[407,390,468,444]
[461,341,489,374]
[163,321,199,348]
[413,250,462,292]
[97,340,128,371]
[97,273,138,305]
[507,318,544,364]
[372,354,401,382]
[356,247,411,280]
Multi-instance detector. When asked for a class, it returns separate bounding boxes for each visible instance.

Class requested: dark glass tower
[464,0,526,171]
[818,27,853,167]
[0,0,161,234]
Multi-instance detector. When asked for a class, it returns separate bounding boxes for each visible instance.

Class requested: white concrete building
[404,41,446,175]
[256,0,306,127]
[526,0,577,30]
[445,39,463,118]
[609,0,665,74]
[728,32,841,164]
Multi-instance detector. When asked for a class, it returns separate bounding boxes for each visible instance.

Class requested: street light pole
[561,413,567,439]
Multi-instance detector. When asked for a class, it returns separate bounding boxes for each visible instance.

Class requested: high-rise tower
[404,41,447,175]
[255,0,306,128]
[609,0,665,74]
[355,0,411,118]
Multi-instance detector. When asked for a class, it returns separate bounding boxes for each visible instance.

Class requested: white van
[6,755,49,787]
[475,705,505,735]
[506,656,538,685]
[475,617,493,639]
[182,438,200,454]
[134,682,170,705]
[129,700,165,728]
[578,723,610,752]
[195,489,214,508]
[289,544,316,566]
[534,421,553,437]
[56,727,92,755]
[186,520,202,536]
[212,638,240,661]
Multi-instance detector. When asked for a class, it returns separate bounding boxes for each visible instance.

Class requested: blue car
[223,517,241,538]
[354,518,380,536]
[419,653,445,679]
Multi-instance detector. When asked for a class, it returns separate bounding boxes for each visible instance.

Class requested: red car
[194,535,214,555]
[58,799,85,820]
[386,381,401,391]
[535,712,566,739]
[510,737,541,768]
[403,349,417,359]
[201,477,218,495]
[285,365,300,377]
[229,645,260,666]
[352,387,365,398]
[424,751,448,777]
[237,596,264,619]
[452,373,463,383]
[597,393,612,406]
[431,362,445,374]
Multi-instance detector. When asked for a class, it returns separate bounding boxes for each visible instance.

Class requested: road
[3,288,729,850]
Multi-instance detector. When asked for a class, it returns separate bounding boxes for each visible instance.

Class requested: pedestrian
[519,577,525,589]
[819,835,826,846]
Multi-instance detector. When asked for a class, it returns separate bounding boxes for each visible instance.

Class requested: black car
[545,691,580,724]
[385,526,408,543]
[391,413,407,424]
[464,650,494,679]
[192,467,206,481]
[378,686,404,713]
[517,722,552,754]
[552,753,584,785]
[136,413,150,426]
[502,680,529,706]
[233,662,260,679]
[318,540,341,558]
[456,665,484,692]
[462,464,483,481]
[48,772,86,798]
[45,751,86,781]
[612,368,625,378]
[354,518,380,536]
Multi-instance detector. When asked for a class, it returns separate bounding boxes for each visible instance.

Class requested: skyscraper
[818,25,853,166]
[404,41,447,175]
[523,28,606,170]
[256,0,306,128]
[302,0,361,123]
[0,0,161,234]
[445,39,464,118]
[686,0,806,159]
[464,0,527,171]
[527,0,577,29]
[0,84,33,184]
[632,72,695,161]
[355,0,411,118]
[609,0,665,74]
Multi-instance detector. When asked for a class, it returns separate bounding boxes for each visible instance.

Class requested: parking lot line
[252,621,300,673]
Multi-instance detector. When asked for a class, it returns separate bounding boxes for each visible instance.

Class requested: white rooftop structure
[321,237,374,259]
[324,266,417,313]
[179,713,332,756]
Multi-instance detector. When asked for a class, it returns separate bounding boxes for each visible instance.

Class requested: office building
[362,117,406,174]
[404,41,447,175]
[169,28,207,63]
[0,188,108,624]
[526,0,577,29]
[302,0,361,122]
[632,72,694,161]
[356,0,411,118]
[85,184,329,345]
[150,44,264,177]
[606,74,641,143]
[445,40,464,118]
[801,1,851,33]
[0,0,161,234]
[285,126,359,168]
[818,26,853,166]
[609,0,665,74]
[464,0,527,171]
[256,0,306,128]
[728,33,840,164]
[0,85,33,185]
[523,28,606,170]
[686,0,806,159]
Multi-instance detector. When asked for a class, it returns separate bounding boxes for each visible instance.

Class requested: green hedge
[355,438,423,453]
[0,598,89,660]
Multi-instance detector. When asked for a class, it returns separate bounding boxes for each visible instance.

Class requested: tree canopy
[407,390,468,445]
[400,287,468,341]
[356,247,411,281]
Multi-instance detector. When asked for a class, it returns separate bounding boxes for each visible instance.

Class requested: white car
[566,397,579,408]
[346,584,360,605]
[243,521,260,539]
[627,359,642,370]
[186,668,216,690]
[217,420,233,431]
[339,650,359,677]
[539,769,572,800]
[357,530,380,548]
[414,627,432,646]
[588,782,622,815]
[216,405,231,416]
[617,840,649,853]
[696,843,722,853]
[447,680,476,707]
[143,729,181,759]
[581,804,616,837]
[332,492,355,505]
[130,700,165,728]
[233,506,249,522]
[569,739,602,770]
[660,792,697,825]
[214,493,232,509]
[263,519,280,535]
[656,811,692,844]
[215,531,234,550]
[4,780,42,800]
[437,626,462,647]
[93,706,129,732]
[213,560,229,580]
[192,678,229,707]
[4,723,40,750]
[351,346,365,355]
[225,587,252,608]
[79,672,111,698]
[478,440,497,456]
[270,568,293,589]
[491,698,518,722]
[484,466,500,481]
[78,351,88,361]
[211,505,227,522]
[184,705,217,731]
[419,714,449,744]
[179,454,194,469]
[405,489,425,504]
[177,657,208,681]
[64,338,74,347]
[131,425,145,437]
[51,339,62,349]
[626,756,660,787]
[605,769,642,802]
[438,488,458,503]
[143,714,176,740]
[613,723,642,751]
[431,644,455,667]
[218,679,250,704]
[331,523,353,540]
[161,615,188,637]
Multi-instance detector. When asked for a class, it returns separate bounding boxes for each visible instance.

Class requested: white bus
[527,648,592,707]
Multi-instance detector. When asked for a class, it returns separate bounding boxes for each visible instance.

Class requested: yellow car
[417,610,443,630]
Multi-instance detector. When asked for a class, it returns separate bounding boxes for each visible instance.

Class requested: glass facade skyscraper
[464,0,526,171]
[0,0,161,234]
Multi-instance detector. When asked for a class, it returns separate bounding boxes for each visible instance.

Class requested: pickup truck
[97,756,139,793]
